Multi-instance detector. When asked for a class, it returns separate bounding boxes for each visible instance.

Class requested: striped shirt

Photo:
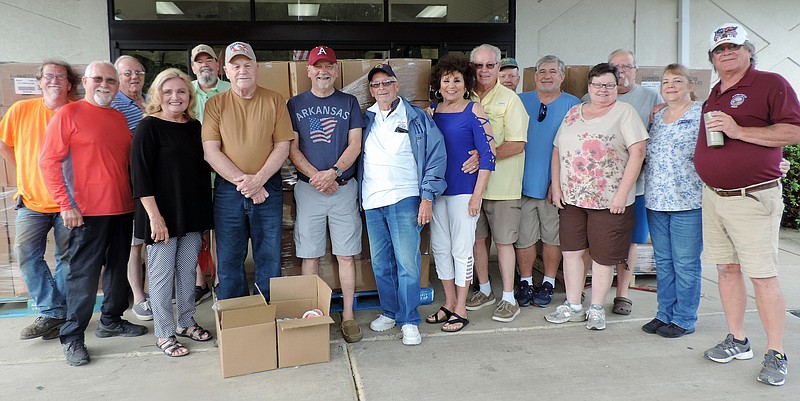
[111,91,145,133]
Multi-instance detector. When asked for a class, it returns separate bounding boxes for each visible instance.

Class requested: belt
[708,180,779,198]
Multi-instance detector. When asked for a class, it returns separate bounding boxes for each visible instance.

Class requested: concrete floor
[2,229,800,400]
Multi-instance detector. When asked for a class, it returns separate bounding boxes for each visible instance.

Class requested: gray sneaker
[96,319,148,338]
[704,333,753,363]
[132,299,153,321]
[63,340,90,366]
[586,305,606,330]
[491,300,520,322]
[757,350,788,386]
[545,302,586,324]
[466,291,496,311]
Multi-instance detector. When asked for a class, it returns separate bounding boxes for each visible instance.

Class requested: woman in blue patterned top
[642,64,703,338]
[425,55,496,332]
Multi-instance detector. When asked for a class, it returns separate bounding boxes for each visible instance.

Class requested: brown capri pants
[559,204,634,266]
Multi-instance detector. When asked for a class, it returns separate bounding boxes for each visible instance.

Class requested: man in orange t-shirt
[0,60,78,341]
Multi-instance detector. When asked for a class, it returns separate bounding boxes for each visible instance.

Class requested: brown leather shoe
[341,319,363,343]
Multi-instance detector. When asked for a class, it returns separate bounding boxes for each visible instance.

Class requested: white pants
[430,195,478,287]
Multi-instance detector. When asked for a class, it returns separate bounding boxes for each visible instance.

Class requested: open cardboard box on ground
[270,275,334,368]
[214,294,277,378]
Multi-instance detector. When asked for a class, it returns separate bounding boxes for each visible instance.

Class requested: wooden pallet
[330,287,434,313]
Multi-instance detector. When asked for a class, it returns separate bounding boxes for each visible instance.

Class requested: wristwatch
[332,165,342,177]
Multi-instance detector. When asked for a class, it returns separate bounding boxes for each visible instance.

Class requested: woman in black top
[131,68,213,357]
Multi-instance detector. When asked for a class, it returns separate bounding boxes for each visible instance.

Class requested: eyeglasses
[538,103,547,122]
[712,43,742,55]
[86,76,119,85]
[42,74,67,81]
[122,70,146,77]
[368,79,397,88]
[590,82,617,90]
[612,64,636,71]
[472,62,497,70]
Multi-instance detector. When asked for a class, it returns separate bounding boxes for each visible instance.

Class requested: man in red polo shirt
[695,23,800,386]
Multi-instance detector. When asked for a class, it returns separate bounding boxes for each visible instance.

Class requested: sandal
[612,297,633,315]
[425,306,453,324]
[441,313,469,333]
[175,324,213,342]
[157,336,189,357]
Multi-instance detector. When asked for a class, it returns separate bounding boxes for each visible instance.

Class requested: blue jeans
[14,205,69,318]
[646,208,703,330]
[214,174,282,301]
[365,196,422,326]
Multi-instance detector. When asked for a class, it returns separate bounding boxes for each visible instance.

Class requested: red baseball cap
[308,45,337,66]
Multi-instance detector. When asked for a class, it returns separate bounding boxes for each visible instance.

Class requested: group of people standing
[1,22,798,387]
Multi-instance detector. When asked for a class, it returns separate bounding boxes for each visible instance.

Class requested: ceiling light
[288,4,320,17]
[416,5,447,19]
[156,2,183,15]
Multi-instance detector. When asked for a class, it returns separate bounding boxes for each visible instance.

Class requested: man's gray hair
[470,44,502,63]
[113,55,143,70]
[85,61,116,77]
[535,55,566,75]
[608,49,636,66]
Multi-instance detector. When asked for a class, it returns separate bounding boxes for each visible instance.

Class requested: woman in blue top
[425,55,496,332]
[642,64,703,338]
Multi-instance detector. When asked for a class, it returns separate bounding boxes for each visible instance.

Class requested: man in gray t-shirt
[288,45,364,343]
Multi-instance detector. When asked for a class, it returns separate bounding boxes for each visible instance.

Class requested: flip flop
[612,297,633,315]
[441,313,469,333]
[425,306,453,324]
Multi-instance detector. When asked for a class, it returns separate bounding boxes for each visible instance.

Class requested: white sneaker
[401,324,421,346]
[369,314,396,332]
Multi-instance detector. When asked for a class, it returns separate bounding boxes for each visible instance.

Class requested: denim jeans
[365,196,422,326]
[14,205,69,318]
[214,174,282,301]
[60,214,133,344]
[646,208,703,330]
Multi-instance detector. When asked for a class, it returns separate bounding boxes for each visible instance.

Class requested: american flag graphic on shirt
[309,117,337,143]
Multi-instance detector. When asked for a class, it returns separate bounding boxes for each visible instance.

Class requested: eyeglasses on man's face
[712,43,742,55]
[86,76,119,85]
[121,70,146,77]
[611,64,636,71]
[369,79,397,88]
[42,74,67,81]
[472,62,497,70]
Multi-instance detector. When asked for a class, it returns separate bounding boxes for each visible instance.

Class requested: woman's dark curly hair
[430,54,475,95]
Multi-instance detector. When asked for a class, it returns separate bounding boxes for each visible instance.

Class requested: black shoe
[656,323,695,338]
[20,317,66,340]
[642,318,668,334]
[96,319,148,338]
[533,282,554,307]
[514,281,535,307]
[63,340,90,366]
[195,285,211,305]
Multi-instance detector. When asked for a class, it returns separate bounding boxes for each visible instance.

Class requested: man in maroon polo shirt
[695,23,800,386]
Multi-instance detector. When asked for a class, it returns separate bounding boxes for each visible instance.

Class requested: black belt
[298,177,349,186]
[708,180,779,198]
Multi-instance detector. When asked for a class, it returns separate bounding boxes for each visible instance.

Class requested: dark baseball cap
[368,63,396,82]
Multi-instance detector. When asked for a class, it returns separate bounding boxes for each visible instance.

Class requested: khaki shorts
[475,199,521,245]
[515,195,560,248]
[701,184,782,278]
[559,204,634,266]
[294,180,362,258]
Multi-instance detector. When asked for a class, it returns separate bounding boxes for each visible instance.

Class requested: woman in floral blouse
[641,64,703,338]
[545,63,648,331]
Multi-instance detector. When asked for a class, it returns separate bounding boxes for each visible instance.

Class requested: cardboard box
[340,59,386,88]
[388,58,431,101]
[289,61,343,98]
[256,61,291,101]
[270,275,334,368]
[214,294,278,378]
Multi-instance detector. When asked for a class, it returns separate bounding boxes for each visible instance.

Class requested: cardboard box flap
[315,275,332,313]
[278,315,334,330]
[215,294,266,311]
[270,275,317,300]
[215,295,275,329]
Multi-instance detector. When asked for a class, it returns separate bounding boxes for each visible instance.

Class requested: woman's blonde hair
[144,68,197,120]
[661,63,697,101]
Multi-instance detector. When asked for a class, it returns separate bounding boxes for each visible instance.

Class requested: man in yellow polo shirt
[466,44,529,322]
[0,60,79,340]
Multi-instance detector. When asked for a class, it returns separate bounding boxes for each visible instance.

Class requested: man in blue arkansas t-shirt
[288,45,365,343]
[514,55,580,308]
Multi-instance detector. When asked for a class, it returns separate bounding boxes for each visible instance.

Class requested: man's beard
[198,70,218,87]
[94,89,113,106]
